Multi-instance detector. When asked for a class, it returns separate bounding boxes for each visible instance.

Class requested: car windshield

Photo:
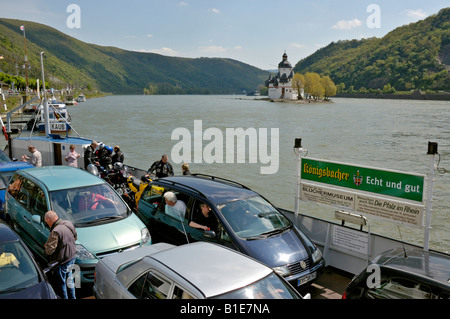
[0,171,15,189]
[213,272,300,299]
[50,183,130,227]
[0,241,40,295]
[219,196,291,239]
[0,151,12,163]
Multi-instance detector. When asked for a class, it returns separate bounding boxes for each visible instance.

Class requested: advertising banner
[301,158,425,202]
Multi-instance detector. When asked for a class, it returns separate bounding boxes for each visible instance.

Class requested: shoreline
[336,92,450,101]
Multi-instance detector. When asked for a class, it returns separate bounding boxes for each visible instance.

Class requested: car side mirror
[32,215,42,224]
[203,230,216,239]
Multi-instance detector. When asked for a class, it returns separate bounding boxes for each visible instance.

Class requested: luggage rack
[190,173,251,190]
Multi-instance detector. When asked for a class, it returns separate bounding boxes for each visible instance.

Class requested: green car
[4,166,151,286]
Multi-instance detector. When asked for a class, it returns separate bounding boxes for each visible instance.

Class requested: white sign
[332,225,369,255]
[300,182,424,227]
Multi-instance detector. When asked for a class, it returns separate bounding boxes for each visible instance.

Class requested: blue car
[137,174,325,289]
[0,161,34,220]
[0,220,57,299]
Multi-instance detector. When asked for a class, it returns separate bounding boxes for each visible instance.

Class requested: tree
[304,72,324,99]
[382,83,396,94]
[292,73,305,99]
[321,75,337,100]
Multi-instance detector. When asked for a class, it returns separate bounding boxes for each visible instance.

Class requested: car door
[25,183,51,260]
[139,186,192,245]
[157,190,193,245]
[184,199,237,250]
[6,176,49,259]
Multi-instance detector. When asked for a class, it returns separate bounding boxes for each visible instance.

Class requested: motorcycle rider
[147,154,174,178]
[84,141,99,169]
[97,144,113,170]
[112,145,124,165]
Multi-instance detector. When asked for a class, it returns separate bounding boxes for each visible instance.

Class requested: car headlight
[141,228,151,245]
[273,265,291,277]
[312,247,323,263]
[76,244,95,260]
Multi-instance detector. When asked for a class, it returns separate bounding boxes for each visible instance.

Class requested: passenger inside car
[189,202,218,232]
[163,191,186,220]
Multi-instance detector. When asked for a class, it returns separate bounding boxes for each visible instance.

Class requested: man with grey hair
[21,145,42,167]
[164,191,186,219]
[44,210,77,299]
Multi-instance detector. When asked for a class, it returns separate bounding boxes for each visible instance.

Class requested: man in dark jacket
[148,154,174,178]
[112,145,124,165]
[84,140,98,169]
[44,211,78,299]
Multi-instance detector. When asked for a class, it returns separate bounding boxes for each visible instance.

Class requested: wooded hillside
[294,8,450,92]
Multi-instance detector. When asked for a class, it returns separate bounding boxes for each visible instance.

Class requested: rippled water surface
[64,95,450,252]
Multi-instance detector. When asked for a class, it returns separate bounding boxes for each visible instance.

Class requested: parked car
[0,220,57,299]
[343,247,450,299]
[0,150,12,163]
[94,241,307,299]
[0,161,34,220]
[4,166,151,285]
[136,174,324,289]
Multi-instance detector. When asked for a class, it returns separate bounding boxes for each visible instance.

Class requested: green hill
[0,18,269,94]
[294,7,450,92]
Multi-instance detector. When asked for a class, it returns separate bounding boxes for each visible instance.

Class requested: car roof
[0,221,20,243]
[154,175,258,204]
[0,162,35,172]
[18,166,105,191]
[151,242,273,298]
[375,248,450,285]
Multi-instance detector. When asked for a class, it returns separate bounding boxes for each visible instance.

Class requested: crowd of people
[18,142,207,299]
[21,141,191,178]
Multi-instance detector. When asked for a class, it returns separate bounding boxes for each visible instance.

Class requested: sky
[0,0,448,70]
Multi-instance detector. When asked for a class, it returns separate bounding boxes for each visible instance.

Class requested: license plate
[298,271,316,286]
[51,123,66,131]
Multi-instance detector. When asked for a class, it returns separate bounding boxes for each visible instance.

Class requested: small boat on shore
[65,95,78,106]
[24,102,71,134]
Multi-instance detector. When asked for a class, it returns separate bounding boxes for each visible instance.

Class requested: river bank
[336,91,450,101]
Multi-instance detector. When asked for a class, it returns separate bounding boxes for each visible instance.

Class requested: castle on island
[265,52,298,100]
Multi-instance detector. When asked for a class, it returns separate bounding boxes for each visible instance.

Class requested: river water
[44,95,450,252]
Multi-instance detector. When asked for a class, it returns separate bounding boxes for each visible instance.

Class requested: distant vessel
[65,95,78,105]
[77,94,87,102]
[47,96,66,108]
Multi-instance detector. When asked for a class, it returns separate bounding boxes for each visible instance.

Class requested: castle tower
[265,52,297,100]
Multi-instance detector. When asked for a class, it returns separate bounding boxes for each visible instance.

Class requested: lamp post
[20,25,29,99]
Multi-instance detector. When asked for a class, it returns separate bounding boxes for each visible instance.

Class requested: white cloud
[199,45,226,53]
[137,47,179,56]
[332,18,362,30]
[234,45,243,51]
[209,8,220,14]
[179,1,188,6]
[146,34,153,38]
[290,42,305,48]
[404,9,427,20]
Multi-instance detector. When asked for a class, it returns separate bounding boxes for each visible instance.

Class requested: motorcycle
[106,162,137,212]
